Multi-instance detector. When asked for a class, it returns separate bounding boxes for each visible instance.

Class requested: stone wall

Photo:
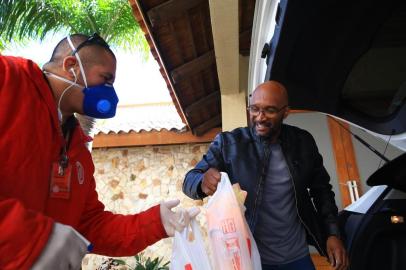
[82,143,210,269]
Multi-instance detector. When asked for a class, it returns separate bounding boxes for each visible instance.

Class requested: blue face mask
[44,72,119,119]
[82,84,119,118]
[65,35,119,119]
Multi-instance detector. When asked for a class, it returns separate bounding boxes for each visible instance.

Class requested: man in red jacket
[0,33,198,270]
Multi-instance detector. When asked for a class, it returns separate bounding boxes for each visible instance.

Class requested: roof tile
[94,103,186,135]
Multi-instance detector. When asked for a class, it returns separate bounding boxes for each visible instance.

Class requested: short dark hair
[49,33,115,63]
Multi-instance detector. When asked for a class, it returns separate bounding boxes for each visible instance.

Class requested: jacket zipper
[250,141,271,228]
[286,165,326,257]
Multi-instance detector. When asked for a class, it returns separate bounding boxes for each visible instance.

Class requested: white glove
[160,199,201,236]
[31,222,89,270]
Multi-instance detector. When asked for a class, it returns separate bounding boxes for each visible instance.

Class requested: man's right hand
[201,168,221,195]
[32,222,89,270]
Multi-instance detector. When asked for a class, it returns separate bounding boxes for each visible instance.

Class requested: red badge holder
[50,141,72,199]
[50,162,72,199]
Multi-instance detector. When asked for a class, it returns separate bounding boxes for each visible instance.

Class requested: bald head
[248,80,289,140]
[250,80,289,106]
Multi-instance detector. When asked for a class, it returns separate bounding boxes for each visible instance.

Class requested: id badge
[49,162,72,199]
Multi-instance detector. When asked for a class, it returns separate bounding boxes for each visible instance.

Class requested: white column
[209,0,248,131]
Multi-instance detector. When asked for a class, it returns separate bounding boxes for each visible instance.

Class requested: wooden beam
[147,0,205,27]
[181,10,211,116]
[93,127,221,148]
[185,91,220,116]
[193,115,222,136]
[171,50,215,83]
[328,118,351,207]
[184,11,198,57]
[239,29,252,56]
[130,0,190,128]
[327,116,362,208]
[289,109,315,113]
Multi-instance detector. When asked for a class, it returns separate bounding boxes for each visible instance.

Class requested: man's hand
[326,236,349,270]
[201,168,221,195]
[160,199,201,236]
[32,223,89,270]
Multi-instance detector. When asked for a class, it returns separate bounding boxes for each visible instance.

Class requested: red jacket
[0,56,167,270]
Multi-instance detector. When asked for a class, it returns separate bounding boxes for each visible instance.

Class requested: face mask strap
[67,35,88,88]
[44,71,81,121]
[43,71,82,87]
[57,84,75,115]
[58,70,78,119]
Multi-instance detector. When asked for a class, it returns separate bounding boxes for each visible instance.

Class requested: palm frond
[0,0,149,54]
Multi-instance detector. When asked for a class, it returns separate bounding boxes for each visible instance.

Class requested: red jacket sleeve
[0,198,53,270]
[77,177,168,256]
[62,126,168,257]
[0,56,55,270]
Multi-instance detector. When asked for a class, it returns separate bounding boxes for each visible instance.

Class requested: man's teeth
[257,123,268,128]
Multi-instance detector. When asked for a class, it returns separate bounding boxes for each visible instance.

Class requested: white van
[248,1,406,269]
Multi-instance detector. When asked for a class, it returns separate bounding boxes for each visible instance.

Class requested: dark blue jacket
[183,124,341,256]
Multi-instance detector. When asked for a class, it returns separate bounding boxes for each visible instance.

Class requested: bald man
[0,34,197,270]
[183,81,349,270]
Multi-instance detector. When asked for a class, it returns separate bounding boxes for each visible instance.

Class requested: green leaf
[131,253,169,270]
[0,0,149,55]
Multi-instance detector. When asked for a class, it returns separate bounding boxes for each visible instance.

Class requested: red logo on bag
[221,218,236,234]
[184,263,192,270]
[247,238,252,257]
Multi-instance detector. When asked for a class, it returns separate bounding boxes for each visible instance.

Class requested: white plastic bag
[206,172,262,270]
[170,218,212,270]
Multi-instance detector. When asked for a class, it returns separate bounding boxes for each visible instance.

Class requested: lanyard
[58,115,76,175]
[42,72,76,176]
[42,72,76,178]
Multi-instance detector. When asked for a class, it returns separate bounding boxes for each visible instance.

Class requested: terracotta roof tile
[94,103,186,135]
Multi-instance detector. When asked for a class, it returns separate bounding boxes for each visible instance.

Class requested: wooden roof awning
[129,0,256,136]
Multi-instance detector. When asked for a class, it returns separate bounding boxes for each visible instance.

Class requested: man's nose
[256,110,267,120]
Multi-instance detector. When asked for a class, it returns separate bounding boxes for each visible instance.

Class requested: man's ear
[283,106,290,119]
[62,56,77,79]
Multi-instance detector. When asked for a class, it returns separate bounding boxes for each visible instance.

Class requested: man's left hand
[326,236,349,270]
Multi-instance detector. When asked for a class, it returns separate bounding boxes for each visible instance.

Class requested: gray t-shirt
[254,143,309,265]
